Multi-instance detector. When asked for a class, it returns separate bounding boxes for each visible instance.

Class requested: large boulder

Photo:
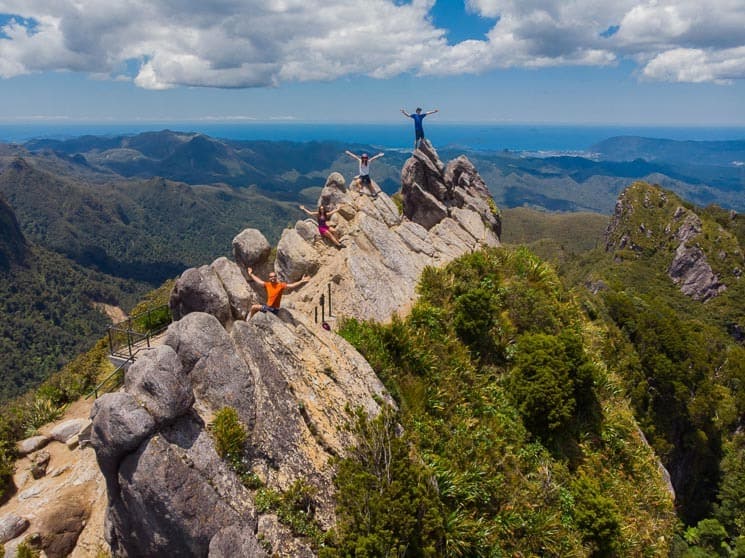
[109,415,257,558]
[210,256,255,320]
[50,419,90,443]
[232,228,271,271]
[319,172,352,214]
[275,228,321,282]
[124,345,194,427]
[169,265,231,325]
[16,435,49,456]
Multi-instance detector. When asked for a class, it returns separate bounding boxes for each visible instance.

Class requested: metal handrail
[107,304,171,357]
[86,357,131,399]
[89,304,172,399]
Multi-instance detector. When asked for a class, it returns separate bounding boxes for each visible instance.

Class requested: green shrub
[256,480,327,545]
[15,541,40,558]
[572,472,622,556]
[22,396,65,437]
[507,333,578,438]
[211,407,247,472]
[684,519,730,557]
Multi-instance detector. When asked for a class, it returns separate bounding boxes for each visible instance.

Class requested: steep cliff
[90,143,502,556]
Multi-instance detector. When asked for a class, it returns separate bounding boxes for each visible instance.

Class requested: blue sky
[0,0,743,125]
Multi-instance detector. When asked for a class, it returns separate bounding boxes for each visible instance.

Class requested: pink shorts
[318,224,330,235]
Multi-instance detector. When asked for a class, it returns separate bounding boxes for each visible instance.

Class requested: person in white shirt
[345,150,384,197]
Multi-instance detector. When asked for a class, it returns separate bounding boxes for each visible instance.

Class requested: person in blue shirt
[401,107,439,150]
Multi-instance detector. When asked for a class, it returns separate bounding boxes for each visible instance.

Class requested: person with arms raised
[246,267,310,318]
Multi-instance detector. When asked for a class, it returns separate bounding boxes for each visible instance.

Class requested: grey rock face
[124,345,194,426]
[170,265,232,325]
[165,312,256,427]
[110,415,256,558]
[208,524,267,558]
[0,513,29,544]
[401,140,501,237]
[669,244,726,301]
[89,392,157,477]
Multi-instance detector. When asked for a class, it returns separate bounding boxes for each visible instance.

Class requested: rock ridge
[90,145,501,556]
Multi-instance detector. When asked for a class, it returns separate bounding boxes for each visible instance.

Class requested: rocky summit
[88,142,501,557]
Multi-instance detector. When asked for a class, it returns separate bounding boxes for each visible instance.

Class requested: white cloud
[0,0,743,87]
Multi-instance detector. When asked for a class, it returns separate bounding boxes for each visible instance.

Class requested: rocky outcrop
[93,146,501,556]
[667,209,726,301]
[0,514,29,544]
[605,182,736,302]
[401,141,501,239]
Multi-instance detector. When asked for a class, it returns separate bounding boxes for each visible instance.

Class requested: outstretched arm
[326,206,342,216]
[369,152,384,162]
[246,267,265,286]
[287,274,311,290]
[299,204,315,216]
[400,108,411,118]
[426,109,439,115]
[344,150,360,162]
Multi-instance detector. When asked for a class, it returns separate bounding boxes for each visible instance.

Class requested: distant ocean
[1,122,744,153]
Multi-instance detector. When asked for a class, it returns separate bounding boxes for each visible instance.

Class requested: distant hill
[19,130,745,212]
[590,136,745,167]
[447,146,745,213]
[0,155,300,284]
[23,130,409,196]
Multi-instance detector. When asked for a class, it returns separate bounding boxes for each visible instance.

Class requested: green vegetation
[211,407,248,473]
[0,244,144,402]
[256,480,328,547]
[553,182,745,553]
[336,246,677,556]
[0,280,173,500]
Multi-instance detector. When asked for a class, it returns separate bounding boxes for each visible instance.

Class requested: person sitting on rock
[401,107,438,150]
[344,150,383,197]
[299,204,344,248]
[246,267,310,318]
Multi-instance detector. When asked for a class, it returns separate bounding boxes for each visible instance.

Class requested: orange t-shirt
[264,281,287,308]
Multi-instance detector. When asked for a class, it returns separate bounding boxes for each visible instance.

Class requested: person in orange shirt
[246,267,310,318]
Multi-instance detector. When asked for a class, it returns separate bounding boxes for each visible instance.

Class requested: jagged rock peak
[401,140,501,237]
[605,181,740,301]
